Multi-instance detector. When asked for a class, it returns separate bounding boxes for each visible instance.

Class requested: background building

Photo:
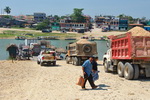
[34,13,46,23]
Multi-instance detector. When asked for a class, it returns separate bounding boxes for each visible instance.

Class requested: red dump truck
[103,27,150,80]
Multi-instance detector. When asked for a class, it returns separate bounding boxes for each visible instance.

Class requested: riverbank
[0,60,150,100]
[0,28,126,40]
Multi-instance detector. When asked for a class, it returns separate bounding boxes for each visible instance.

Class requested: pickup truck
[37,50,56,66]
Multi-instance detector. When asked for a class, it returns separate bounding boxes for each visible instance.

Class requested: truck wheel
[74,57,79,66]
[124,63,134,80]
[104,60,109,73]
[117,62,125,77]
[72,57,75,65]
[133,64,140,79]
[40,62,44,66]
[78,57,81,65]
[66,56,70,64]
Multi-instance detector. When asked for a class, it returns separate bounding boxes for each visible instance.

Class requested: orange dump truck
[103,27,150,80]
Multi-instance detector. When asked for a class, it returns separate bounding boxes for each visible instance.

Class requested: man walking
[82,56,98,89]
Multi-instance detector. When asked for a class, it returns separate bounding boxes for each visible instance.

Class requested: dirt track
[0,60,150,100]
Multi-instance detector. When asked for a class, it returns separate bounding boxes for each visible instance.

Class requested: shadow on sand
[80,84,110,91]
[135,76,150,82]
[41,64,62,67]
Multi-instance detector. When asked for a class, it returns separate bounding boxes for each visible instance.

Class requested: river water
[0,39,108,60]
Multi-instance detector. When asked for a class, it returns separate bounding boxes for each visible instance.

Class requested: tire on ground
[66,56,70,64]
[124,62,134,80]
[133,64,140,79]
[104,60,109,73]
[74,57,79,66]
[40,62,44,66]
[72,57,75,65]
[117,61,125,77]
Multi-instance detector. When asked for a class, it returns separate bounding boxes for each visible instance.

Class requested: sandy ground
[0,60,150,100]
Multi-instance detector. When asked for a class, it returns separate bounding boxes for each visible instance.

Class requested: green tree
[3,15,12,19]
[117,14,126,19]
[4,6,11,15]
[71,8,86,23]
[53,15,60,22]
[117,14,133,24]
[36,19,50,30]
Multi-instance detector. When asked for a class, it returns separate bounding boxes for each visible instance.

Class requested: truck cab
[65,39,98,66]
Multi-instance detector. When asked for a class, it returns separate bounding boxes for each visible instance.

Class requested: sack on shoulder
[76,76,84,87]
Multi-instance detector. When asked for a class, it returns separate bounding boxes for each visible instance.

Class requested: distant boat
[15,36,26,40]
[65,38,76,40]
[37,36,59,40]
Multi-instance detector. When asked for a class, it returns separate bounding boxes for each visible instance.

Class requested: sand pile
[76,39,95,44]
[128,26,150,36]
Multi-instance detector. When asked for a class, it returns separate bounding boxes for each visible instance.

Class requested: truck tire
[72,57,75,65]
[117,62,125,77]
[124,63,134,80]
[74,57,80,66]
[66,56,70,64]
[133,64,140,79]
[78,57,81,65]
[104,60,109,73]
[83,45,92,53]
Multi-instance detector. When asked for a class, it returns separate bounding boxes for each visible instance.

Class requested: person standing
[92,57,98,72]
[82,56,98,89]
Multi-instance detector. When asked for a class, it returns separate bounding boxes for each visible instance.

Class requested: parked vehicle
[103,27,150,80]
[78,29,84,33]
[15,36,26,40]
[42,29,52,33]
[102,27,109,32]
[37,50,56,66]
[65,39,98,66]
[30,43,41,56]
[17,46,32,60]
[61,30,66,33]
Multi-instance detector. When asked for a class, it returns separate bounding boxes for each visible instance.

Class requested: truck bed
[111,33,150,60]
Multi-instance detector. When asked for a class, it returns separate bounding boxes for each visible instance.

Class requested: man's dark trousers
[82,73,95,88]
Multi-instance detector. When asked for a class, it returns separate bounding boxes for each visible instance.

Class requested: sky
[0,0,150,19]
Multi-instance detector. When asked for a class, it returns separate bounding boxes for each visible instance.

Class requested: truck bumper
[42,60,56,63]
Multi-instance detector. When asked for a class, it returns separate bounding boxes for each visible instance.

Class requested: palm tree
[4,6,11,15]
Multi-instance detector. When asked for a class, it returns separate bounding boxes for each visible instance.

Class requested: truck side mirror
[66,46,68,50]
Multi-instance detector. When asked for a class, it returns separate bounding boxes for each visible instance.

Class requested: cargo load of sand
[128,26,150,36]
